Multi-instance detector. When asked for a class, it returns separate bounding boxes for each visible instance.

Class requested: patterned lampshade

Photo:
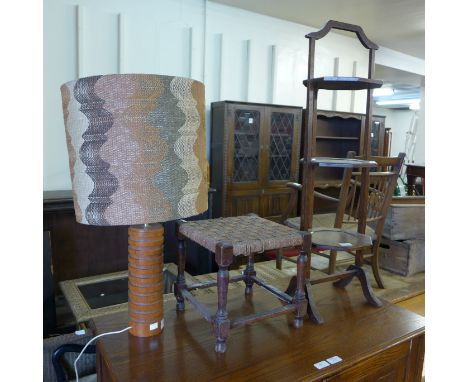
[60,74,208,226]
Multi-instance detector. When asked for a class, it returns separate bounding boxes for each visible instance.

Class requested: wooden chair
[279,152,405,288]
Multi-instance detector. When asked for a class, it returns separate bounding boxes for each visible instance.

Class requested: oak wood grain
[92,278,424,382]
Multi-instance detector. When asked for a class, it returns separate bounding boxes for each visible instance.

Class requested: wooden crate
[379,237,425,276]
[382,196,425,241]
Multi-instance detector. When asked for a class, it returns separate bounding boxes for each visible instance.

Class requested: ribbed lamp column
[60,74,208,337]
[128,224,164,337]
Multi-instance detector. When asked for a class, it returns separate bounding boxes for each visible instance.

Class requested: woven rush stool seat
[179,215,304,255]
[173,215,321,353]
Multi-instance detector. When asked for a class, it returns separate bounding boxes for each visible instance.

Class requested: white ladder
[402,112,419,180]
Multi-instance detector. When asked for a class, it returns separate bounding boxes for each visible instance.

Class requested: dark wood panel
[43,194,128,290]
[262,190,294,221]
[43,231,56,337]
[229,193,261,217]
[315,139,360,158]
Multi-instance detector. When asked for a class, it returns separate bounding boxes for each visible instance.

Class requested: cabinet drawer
[324,341,411,382]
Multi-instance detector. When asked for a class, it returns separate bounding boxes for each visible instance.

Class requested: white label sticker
[248,118,253,123]
[326,356,342,364]
[339,242,352,247]
[75,329,86,336]
[149,322,159,331]
[314,361,330,370]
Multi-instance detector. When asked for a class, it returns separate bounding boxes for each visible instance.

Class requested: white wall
[412,85,425,165]
[374,90,425,165]
[205,2,371,110]
[44,0,425,190]
[44,0,205,190]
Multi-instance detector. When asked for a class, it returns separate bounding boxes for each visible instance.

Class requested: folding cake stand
[285,21,385,306]
[172,21,385,354]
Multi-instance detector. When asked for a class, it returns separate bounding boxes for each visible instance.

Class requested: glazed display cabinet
[210,101,302,221]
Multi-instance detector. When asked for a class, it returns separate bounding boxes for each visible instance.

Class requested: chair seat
[285,215,374,251]
[179,215,304,256]
[286,215,375,237]
[310,227,372,251]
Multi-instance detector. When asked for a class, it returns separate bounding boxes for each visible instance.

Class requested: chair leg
[175,237,187,312]
[285,267,323,324]
[214,265,230,353]
[243,254,256,296]
[276,248,283,270]
[355,249,364,267]
[328,250,337,274]
[334,265,382,307]
[371,249,385,289]
[304,281,324,324]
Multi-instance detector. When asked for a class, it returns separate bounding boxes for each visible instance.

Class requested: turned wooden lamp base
[128,223,165,337]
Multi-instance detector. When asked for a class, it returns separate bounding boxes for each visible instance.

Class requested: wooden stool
[174,215,321,353]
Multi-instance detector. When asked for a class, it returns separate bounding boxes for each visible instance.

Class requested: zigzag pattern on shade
[74,76,118,225]
[61,74,208,226]
[170,77,203,217]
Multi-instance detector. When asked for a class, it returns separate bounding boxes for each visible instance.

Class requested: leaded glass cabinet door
[370,116,386,156]
[232,108,262,183]
[262,107,301,221]
[264,107,301,187]
[225,104,265,217]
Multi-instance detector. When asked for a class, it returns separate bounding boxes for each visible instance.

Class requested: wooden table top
[91,277,425,381]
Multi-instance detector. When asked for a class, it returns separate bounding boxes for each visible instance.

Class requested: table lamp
[60,74,208,337]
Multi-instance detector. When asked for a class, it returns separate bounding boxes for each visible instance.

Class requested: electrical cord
[74,326,132,382]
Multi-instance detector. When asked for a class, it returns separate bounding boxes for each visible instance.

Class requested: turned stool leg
[174,237,187,312]
[243,254,256,296]
[276,248,283,270]
[214,265,230,353]
[213,243,233,353]
[328,249,338,274]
